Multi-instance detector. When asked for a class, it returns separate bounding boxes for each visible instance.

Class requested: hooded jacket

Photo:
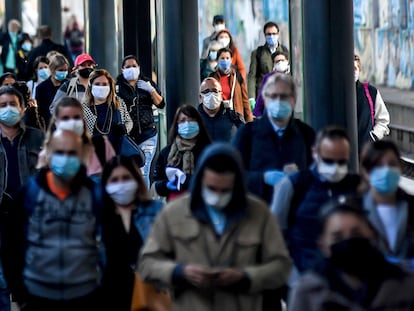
[139,143,292,311]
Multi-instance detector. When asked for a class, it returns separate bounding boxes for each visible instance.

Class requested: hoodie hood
[189,143,247,215]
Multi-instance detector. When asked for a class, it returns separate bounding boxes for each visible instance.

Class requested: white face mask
[105,180,138,206]
[201,187,232,210]
[218,37,230,48]
[273,61,289,73]
[202,92,222,110]
[55,119,84,136]
[91,85,110,100]
[317,159,348,183]
[214,24,225,33]
[122,67,140,81]
[354,71,359,82]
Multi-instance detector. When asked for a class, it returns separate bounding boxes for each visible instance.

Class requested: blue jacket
[232,116,315,203]
[8,168,103,302]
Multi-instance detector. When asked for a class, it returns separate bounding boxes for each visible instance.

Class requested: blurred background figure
[0,19,21,75]
[200,40,220,81]
[64,14,84,62]
[200,14,226,59]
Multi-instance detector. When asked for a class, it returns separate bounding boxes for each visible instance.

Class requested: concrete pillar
[122,0,151,77]
[163,0,199,129]
[303,0,358,170]
[39,0,62,44]
[85,0,123,77]
[4,0,22,28]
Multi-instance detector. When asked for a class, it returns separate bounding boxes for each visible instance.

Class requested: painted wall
[354,0,414,89]
[198,0,289,69]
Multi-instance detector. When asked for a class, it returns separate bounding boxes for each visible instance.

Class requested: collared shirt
[268,115,287,137]
[206,204,227,235]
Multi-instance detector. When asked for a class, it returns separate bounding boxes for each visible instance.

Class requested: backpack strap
[66,77,78,97]
[363,82,375,126]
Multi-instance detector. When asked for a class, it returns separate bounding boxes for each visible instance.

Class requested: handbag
[120,135,146,168]
[131,273,171,311]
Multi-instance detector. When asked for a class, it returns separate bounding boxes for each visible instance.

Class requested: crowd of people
[0,13,406,311]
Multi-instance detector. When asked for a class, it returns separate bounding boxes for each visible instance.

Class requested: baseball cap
[74,53,96,66]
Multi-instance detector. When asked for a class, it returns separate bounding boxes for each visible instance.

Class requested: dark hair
[121,55,140,68]
[33,55,49,71]
[0,85,24,108]
[217,47,233,59]
[272,50,289,62]
[0,73,17,86]
[314,126,350,152]
[168,104,212,145]
[263,21,279,34]
[319,195,376,236]
[360,140,401,173]
[102,155,151,203]
[203,152,239,174]
[38,25,52,39]
[18,32,33,46]
[213,15,225,25]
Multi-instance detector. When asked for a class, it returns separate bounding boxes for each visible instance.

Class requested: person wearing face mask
[15,32,33,81]
[288,196,414,311]
[214,29,246,79]
[198,77,244,142]
[200,15,226,59]
[209,47,253,122]
[354,55,390,153]
[271,127,360,278]
[100,156,164,311]
[200,40,221,81]
[35,53,70,127]
[140,143,292,311]
[37,97,103,178]
[247,22,289,110]
[0,19,21,75]
[360,140,414,271]
[116,55,165,188]
[82,69,133,168]
[0,85,43,199]
[253,51,290,117]
[26,56,50,99]
[152,105,211,201]
[233,73,315,204]
[50,53,97,114]
[4,129,105,310]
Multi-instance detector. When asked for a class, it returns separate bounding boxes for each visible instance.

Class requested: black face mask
[329,237,384,277]
[78,68,93,79]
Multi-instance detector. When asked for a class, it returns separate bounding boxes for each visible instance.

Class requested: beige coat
[138,194,291,311]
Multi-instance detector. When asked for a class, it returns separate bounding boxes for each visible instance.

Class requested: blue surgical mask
[178,121,199,139]
[54,71,68,81]
[218,59,231,72]
[21,42,32,52]
[0,106,22,127]
[38,68,51,80]
[266,99,292,121]
[50,154,81,180]
[369,166,400,194]
[266,34,279,46]
[209,51,217,61]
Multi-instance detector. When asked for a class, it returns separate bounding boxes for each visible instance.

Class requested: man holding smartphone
[139,143,291,311]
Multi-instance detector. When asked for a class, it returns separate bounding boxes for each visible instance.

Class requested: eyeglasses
[201,89,222,95]
[321,158,348,165]
[264,93,292,101]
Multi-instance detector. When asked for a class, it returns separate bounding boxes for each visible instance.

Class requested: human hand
[166,177,178,191]
[283,163,299,175]
[27,98,37,108]
[183,264,212,287]
[248,98,256,110]
[212,268,244,286]
[264,169,285,186]
[137,80,154,94]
